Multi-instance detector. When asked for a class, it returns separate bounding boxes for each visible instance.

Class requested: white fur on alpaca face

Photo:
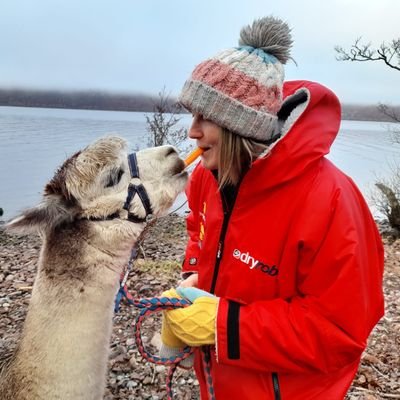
[66,137,187,221]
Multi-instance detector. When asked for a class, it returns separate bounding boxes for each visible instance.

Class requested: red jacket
[182,81,384,400]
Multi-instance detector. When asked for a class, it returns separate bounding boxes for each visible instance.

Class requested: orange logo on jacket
[198,201,206,247]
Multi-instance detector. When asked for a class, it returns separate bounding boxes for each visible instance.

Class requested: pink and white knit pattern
[179,46,285,141]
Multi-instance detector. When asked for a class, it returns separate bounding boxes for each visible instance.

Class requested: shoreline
[0,214,399,399]
[2,102,399,123]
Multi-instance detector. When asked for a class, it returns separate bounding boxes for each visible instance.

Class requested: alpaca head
[6,136,188,238]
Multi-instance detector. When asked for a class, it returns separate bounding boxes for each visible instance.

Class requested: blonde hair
[218,128,268,188]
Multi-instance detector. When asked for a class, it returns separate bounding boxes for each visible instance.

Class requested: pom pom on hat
[239,16,293,64]
[179,16,293,142]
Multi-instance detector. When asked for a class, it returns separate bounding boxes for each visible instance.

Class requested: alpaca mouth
[172,159,186,175]
[175,169,189,179]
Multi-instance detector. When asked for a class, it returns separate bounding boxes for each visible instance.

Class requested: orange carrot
[184,147,204,167]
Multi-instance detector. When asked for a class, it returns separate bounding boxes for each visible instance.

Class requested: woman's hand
[179,273,198,288]
[164,287,218,347]
[159,288,194,368]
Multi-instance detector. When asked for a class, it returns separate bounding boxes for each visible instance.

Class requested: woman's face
[188,113,222,170]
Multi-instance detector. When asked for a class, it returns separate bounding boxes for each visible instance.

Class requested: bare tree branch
[337,37,400,233]
[378,103,400,123]
[145,87,188,150]
[376,103,400,143]
[335,37,400,71]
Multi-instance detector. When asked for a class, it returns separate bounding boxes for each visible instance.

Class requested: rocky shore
[0,214,399,399]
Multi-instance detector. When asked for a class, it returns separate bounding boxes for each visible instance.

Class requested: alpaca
[0,136,188,400]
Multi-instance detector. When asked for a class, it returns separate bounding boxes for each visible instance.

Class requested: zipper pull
[217,242,222,259]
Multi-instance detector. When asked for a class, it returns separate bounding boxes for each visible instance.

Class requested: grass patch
[135,259,182,273]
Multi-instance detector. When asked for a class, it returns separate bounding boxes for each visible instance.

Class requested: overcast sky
[1,0,399,105]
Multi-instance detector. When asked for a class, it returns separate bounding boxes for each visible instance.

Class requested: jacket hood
[244,80,341,191]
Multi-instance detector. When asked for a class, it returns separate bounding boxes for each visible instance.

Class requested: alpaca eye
[105,168,124,188]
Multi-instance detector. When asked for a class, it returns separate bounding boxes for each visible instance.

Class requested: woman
[161,16,384,399]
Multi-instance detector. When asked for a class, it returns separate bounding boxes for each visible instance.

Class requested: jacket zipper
[209,184,239,294]
[210,210,231,294]
[272,372,281,400]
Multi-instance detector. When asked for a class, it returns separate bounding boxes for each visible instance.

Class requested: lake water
[1,106,399,220]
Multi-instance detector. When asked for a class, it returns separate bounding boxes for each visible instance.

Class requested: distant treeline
[0,88,173,113]
[341,104,400,123]
[0,88,399,122]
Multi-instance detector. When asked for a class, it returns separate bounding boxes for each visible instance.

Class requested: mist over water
[0,106,399,220]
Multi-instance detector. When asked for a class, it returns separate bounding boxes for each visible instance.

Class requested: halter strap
[123,183,153,218]
[127,153,140,179]
[123,152,153,223]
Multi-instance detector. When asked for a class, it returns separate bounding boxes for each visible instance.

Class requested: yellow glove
[161,288,186,348]
[160,288,194,369]
[164,287,218,347]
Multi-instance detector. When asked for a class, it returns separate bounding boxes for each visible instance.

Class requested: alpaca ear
[6,196,74,235]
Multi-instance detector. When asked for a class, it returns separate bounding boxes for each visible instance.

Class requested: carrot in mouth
[184,147,204,167]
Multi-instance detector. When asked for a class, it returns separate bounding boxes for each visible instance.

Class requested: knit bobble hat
[179,16,293,142]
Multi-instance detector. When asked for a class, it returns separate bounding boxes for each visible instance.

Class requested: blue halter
[123,153,153,223]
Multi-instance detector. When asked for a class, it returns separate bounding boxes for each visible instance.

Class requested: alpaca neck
[16,266,119,400]
[9,221,140,400]
[0,221,143,400]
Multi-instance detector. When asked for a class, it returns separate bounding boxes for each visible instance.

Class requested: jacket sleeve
[181,165,203,276]
[216,185,385,374]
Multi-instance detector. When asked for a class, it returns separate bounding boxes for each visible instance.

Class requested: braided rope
[202,346,216,400]
[133,297,194,399]
[117,284,216,399]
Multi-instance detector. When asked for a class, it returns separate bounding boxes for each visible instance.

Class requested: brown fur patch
[42,221,89,281]
[45,151,81,207]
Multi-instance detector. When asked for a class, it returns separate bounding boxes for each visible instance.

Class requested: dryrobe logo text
[233,249,278,276]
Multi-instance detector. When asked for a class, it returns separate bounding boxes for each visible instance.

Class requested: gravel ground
[0,214,399,399]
